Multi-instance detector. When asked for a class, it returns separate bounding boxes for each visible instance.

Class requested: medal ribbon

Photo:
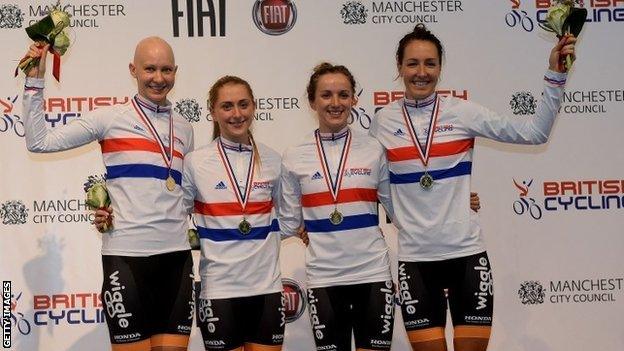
[314,129,352,205]
[216,139,256,213]
[401,95,441,167]
[131,96,174,171]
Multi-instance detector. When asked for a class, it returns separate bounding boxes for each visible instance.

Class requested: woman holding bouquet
[279,63,482,351]
[22,38,195,351]
[369,24,577,351]
[181,76,286,351]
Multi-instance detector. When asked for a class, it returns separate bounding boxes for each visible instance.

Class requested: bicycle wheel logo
[513,179,543,220]
[348,89,372,130]
[505,9,534,32]
[1,95,25,138]
[10,292,32,335]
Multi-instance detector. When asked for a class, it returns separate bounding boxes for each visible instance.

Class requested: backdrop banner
[1,1,622,350]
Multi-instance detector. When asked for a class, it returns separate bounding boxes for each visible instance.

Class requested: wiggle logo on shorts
[198,299,219,333]
[103,271,133,328]
[398,263,418,314]
[474,257,493,310]
[307,289,326,340]
[379,280,394,334]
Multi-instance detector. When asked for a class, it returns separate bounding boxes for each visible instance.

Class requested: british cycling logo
[341,1,368,24]
[512,179,543,220]
[506,0,620,33]
[0,200,29,225]
[505,0,534,32]
[515,178,624,214]
[175,99,202,123]
[518,280,546,305]
[348,89,372,130]
[7,290,33,337]
[510,91,537,115]
[0,4,24,28]
[1,95,25,137]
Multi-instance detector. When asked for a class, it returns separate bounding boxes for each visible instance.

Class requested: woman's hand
[93,207,113,233]
[549,34,577,73]
[470,192,481,213]
[297,225,309,246]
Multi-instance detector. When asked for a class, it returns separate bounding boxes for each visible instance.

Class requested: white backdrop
[1,1,623,350]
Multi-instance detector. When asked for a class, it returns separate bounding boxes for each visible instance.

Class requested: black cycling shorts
[101,250,194,345]
[307,280,395,351]
[398,251,494,331]
[197,292,285,350]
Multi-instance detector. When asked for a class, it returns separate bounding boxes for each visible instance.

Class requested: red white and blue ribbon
[401,95,441,167]
[314,129,352,204]
[216,139,256,213]
[131,95,174,171]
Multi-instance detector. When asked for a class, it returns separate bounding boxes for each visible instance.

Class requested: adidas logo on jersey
[394,128,406,136]
[311,171,323,180]
[214,181,227,190]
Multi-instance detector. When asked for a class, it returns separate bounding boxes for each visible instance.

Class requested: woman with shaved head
[21,37,195,351]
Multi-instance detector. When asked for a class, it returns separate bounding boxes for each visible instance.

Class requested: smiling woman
[129,37,178,106]
[208,77,256,144]
[184,75,286,351]
[369,23,577,351]
[279,63,397,351]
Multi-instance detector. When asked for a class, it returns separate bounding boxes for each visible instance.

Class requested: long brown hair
[207,75,261,169]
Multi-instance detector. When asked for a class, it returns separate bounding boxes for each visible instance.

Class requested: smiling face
[129,37,177,106]
[397,39,441,100]
[310,72,356,133]
[211,83,255,144]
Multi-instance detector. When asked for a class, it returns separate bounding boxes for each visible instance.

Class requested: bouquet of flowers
[188,215,200,250]
[84,175,112,233]
[188,229,200,250]
[15,1,71,81]
[539,0,587,70]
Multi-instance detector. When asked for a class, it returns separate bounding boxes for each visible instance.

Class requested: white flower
[546,4,570,37]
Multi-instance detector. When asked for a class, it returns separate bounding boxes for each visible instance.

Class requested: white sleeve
[271,173,289,241]
[181,155,198,215]
[23,77,106,152]
[369,110,380,139]
[277,150,303,238]
[465,70,567,144]
[377,151,394,220]
[186,126,195,153]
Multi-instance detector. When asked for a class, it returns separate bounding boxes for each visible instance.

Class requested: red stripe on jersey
[387,138,474,162]
[301,188,378,207]
[194,200,273,216]
[100,138,184,159]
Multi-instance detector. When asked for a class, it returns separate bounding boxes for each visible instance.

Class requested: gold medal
[238,218,252,235]
[419,172,434,190]
[166,175,176,191]
[329,208,343,225]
